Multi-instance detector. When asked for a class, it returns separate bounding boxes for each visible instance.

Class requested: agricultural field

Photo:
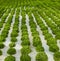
[0,0,60,61]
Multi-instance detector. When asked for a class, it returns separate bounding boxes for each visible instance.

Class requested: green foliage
[0,43,5,49]
[21,40,30,46]
[9,42,15,47]
[4,55,15,61]
[11,37,17,42]
[7,48,16,55]
[0,50,2,55]
[0,0,60,61]
[20,54,31,61]
[36,52,48,61]
[49,44,59,52]
[33,36,42,47]
[54,52,60,61]
[21,46,31,54]
[36,46,44,52]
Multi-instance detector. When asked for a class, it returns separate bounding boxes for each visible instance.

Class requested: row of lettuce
[0,7,60,61]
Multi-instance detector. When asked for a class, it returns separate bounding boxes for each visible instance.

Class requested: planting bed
[0,0,60,61]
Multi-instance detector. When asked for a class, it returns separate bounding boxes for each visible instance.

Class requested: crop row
[20,10,31,61]
[0,9,15,57]
[28,13,48,61]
